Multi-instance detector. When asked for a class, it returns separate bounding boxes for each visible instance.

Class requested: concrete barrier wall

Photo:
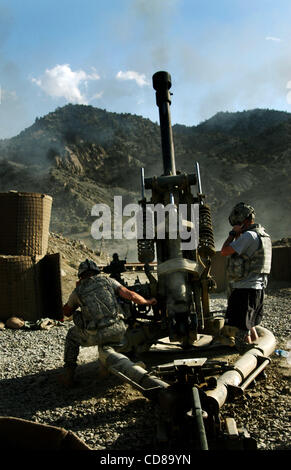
[211,246,291,293]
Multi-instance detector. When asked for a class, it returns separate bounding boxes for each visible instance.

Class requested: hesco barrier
[211,247,291,293]
[0,191,62,322]
[0,253,63,322]
[0,191,52,257]
[0,255,42,321]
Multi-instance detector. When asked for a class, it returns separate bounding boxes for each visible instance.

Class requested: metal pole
[192,387,208,450]
[195,162,203,199]
[140,167,145,200]
[152,71,176,176]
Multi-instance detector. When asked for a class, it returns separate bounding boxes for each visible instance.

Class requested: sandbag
[5,317,25,329]
[0,416,91,450]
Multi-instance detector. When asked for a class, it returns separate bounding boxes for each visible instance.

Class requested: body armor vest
[75,276,121,331]
[227,224,272,283]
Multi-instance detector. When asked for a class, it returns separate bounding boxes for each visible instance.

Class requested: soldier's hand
[147,297,157,306]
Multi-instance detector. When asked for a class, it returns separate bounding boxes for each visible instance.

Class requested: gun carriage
[101,72,276,450]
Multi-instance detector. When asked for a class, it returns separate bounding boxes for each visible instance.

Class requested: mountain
[0,105,290,258]
[195,109,291,137]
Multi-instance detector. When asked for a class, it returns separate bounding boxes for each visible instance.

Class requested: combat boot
[211,335,236,347]
[220,325,239,340]
[211,325,239,348]
[234,329,258,353]
[58,366,76,388]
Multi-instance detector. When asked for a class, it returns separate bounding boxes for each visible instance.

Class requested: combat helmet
[229,202,255,226]
[78,259,100,278]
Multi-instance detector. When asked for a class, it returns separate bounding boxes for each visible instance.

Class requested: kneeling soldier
[59,259,156,387]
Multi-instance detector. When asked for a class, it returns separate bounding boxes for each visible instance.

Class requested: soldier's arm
[221,243,236,256]
[117,285,157,306]
[63,304,76,317]
[62,292,80,318]
[221,225,242,256]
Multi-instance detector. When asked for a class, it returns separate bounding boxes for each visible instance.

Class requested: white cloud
[87,67,101,80]
[89,91,104,102]
[31,64,100,104]
[116,70,149,87]
[265,36,281,42]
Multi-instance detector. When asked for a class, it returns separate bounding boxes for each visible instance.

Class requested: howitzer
[99,71,276,449]
[136,71,217,346]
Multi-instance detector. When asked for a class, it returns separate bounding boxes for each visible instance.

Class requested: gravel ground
[219,282,291,451]
[0,279,290,452]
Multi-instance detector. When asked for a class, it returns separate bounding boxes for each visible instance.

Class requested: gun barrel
[152,71,176,176]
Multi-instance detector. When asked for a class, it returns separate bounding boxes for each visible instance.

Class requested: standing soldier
[104,253,126,283]
[218,202,272,350]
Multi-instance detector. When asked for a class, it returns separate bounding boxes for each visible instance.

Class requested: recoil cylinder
[198,204,216,258]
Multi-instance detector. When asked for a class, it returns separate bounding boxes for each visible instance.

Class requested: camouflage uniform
[225,226,271,350]
[227,224,272,285]
[217,204,273,351]
[64,275,127,369]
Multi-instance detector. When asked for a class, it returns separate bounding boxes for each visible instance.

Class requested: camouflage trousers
[64,311,167,369]
[64,312,127,368]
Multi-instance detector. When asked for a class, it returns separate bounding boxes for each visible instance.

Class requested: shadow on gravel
[1,345,238,414]
[1,359,158,450]
[52,397,156,450]
[0,360,127,417]
[0,346,243,451]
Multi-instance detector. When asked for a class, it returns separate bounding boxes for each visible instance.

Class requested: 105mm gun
[100,71,276,450]
[136,71,217,346]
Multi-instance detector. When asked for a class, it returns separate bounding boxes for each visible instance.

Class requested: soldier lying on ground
[58,259,157,388]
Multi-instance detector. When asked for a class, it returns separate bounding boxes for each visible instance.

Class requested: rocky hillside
[0,105,290,257]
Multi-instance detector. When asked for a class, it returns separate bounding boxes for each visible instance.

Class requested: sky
[1,0,291,138]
